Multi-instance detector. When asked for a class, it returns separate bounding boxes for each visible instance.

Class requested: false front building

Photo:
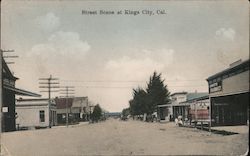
[16,98,57,130]
[207,59,249,126]
[2,58,40,132]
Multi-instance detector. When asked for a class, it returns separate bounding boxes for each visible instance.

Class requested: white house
[16,98,57,129]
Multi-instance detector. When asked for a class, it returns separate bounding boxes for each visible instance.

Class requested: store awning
[172,103,191,107]
[3,85,41,97]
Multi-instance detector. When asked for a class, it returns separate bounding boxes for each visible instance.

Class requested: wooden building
[2,59,40,132]
[158,92,208,122]
[172,92,208,120]
[207,59,249,126]
[55,97,89,124]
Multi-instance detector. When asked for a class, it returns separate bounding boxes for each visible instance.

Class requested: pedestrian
[175,118,178,125]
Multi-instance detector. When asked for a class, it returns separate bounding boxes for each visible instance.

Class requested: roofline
[180,95,209,103]
[158,104,171,107]
[16,98,49,102]
[171,92,188,96]
[55,96,88,99]
[4,85,41,97]
[207,59,249,81]
[2,58,19,80]
[73,96,88,99]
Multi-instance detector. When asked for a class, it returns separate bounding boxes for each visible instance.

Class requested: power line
[1,49,18,65]
[59,86,75,127]
[73,84,207,89]
[60,79,206,83]
[38,75,59,128]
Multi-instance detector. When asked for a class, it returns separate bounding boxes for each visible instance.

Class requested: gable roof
[2,57,18,80]
[2,57,41,97]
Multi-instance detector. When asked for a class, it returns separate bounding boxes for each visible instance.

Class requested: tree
[129,87,148,116]
[128,71,171,120]
[91,104,102,122]
[121,107,130,120]
[146,71,171,114]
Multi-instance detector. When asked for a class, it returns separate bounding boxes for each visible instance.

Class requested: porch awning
[172,103,191,107]
[158,104,172,108]
[3,85,41,97]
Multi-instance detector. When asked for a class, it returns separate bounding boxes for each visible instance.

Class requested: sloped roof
[16,98,55,107]
[186,92,208,101]
[2,57,41,97]
[2,57,18,80]
[4,85,41,97]
[171,92,187,96]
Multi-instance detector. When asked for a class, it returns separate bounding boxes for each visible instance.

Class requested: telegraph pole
[39,75,59,128]
[60,86,74,127]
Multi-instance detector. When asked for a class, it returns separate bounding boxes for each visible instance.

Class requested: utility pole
[60,86,74,127]
[39,75,59,128]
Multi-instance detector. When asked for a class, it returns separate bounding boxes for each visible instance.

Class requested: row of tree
[123,72,171,119]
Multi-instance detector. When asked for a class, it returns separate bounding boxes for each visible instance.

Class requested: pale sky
[1,0,249,112]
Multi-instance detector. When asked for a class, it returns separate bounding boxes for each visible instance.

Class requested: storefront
[207,59,249,126]
[211,92,248,126]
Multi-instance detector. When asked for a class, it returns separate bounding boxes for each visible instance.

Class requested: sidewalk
[52,121,89,129]
[211,125,249,134]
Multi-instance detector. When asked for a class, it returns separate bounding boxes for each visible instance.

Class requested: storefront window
[40,110,45,122]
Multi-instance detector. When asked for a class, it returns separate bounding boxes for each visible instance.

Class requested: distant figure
[175,118,178,125]
[178,119,183,127]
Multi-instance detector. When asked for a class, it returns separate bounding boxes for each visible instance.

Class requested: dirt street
[1,119,248,156]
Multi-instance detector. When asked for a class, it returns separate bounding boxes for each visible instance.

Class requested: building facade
[187,95,210,122]
[172,92,208,120]
[2,58,40,132]
[207,59,249,126]
[55,97,89,124]
[158,92,208,122]
[16,98,57,129]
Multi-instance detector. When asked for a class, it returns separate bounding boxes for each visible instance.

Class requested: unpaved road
[1,119,248,156]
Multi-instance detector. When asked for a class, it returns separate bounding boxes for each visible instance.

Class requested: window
[40,110,45,122]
